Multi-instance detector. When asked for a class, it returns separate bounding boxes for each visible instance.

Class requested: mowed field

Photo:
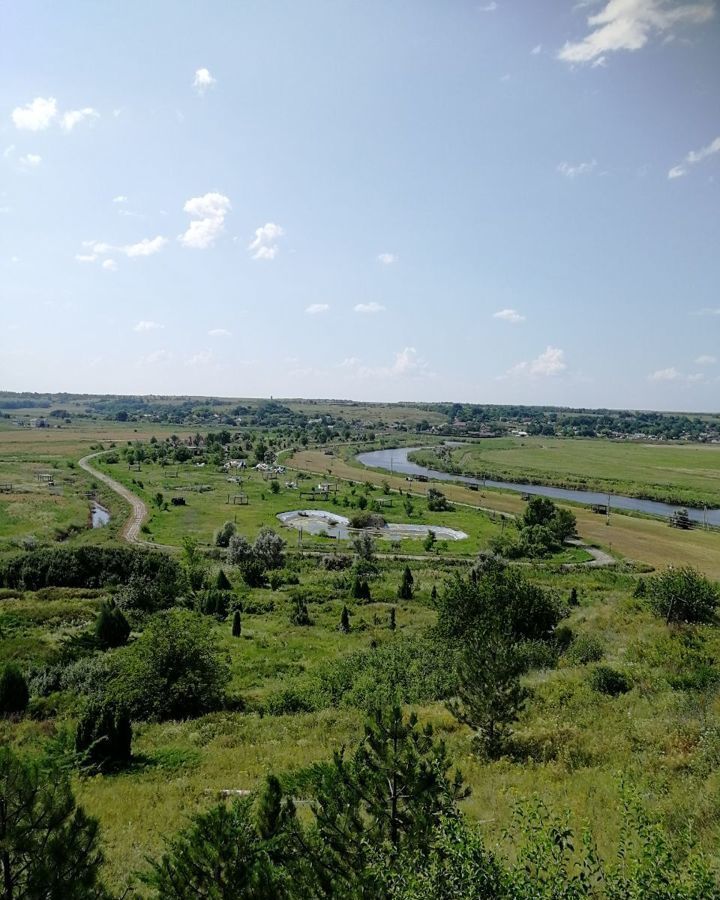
[291,449,720,579]
[432,437,720,507]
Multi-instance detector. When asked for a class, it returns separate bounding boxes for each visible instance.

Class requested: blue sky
[1,0,718,410]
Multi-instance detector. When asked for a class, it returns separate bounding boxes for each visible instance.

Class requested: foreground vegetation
[3,407,720,896]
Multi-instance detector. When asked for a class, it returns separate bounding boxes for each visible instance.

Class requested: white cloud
[695,355,717,365]
[75,254,97,263]
[19,153,41,167]
[61,107,99,131]
[3,145,16,159]
[354,302,386,314]
[123,236,167,257]
[179,192,231,249]
[557,159,597,178]
[101,259,117,272]
[668,135,720,179]
[531,43,543,54]
[493,308,526,323]
[696,307,720,316]
[208,328,231,337]
[305,303,330,315]
[649,366,682,381]
[134,320,164,332]
[186,349,214,367]
[377,252,398,265]
[112,195,128,204]
[248,222,284,260]
[344,347,429,379]
[139,349,172,366]
[390,347,424,375]
[193,68,216,95]
[478,1,498,10]
[11,97,57,131]
[558,0,715,65]
[509,346,567,377]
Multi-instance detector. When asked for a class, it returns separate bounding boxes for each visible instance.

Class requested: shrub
[350,511,386,530]
[321,554,352,571]
[75,700,132,772]
[253,527,286,570]
[566,633,605,665]
[115,609,231,721]
[427,488,452,512]
[398,566,414,600]
[290,595,312,626]
[214,520,236,548]
[231,610,242,637]
[590,665,631,696]
[0,663,29,715]
[94,600,130,649]
[648,566,720,624]
[215,568,233,590]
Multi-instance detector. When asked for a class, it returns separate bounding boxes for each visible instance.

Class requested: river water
[90,502,110,528]
[356,447,720,527]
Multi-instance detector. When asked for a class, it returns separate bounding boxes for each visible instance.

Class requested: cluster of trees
[228,526,287,586]
[490,497,577,560]
[6,704,714,899]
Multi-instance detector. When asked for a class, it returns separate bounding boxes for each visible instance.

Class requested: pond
[277,509,467,541]
[90,502,110,528]
[356,446,720,526]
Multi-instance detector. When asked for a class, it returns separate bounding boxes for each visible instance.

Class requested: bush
[0,663,29,715]
[253,527,286,570]
[648,566,720,624]
[115,609,231,721]
[566,633,605,665]
[427,488,452,512]
[290,594,312,626]
[75,700,132,772]
[321,554,352,571]
[94,600,130,649]
[590,665,631,696]
[214,520,236,548]
[350,511,386,529]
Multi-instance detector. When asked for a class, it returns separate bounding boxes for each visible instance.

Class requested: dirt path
[78,451,149,544]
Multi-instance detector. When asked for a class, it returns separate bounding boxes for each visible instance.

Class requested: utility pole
[606,493,611,526]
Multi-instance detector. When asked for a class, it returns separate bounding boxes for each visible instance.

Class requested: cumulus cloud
[531,43,543,54]
[478,1,498,10]
[186,349,214,367]
[667,135,720,179]
[112,195,128,204]
[248,222,284,260]
[139,349,172,366]
[19,153,41,167]
[493,308,526,323]
[354,302,386,314]
[123,236,167,257]
[134,320,164,332]
[558,0,715,65]
[509,346,567,377]
[305,303,330,315]
[208,328,231,337]
[649,366,705,383]
[101,259,117,272]
[377,252,398,265]
[61,107,99,131]
[695,354,717,365]
[179,192,231,249]
[193,68,216,95]
[343,348,429,379]
[695,307,720,316]
[557,159,596,178]
[11,97,57,131]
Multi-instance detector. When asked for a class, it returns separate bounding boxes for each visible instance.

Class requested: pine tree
[352,575,364,599]
[398,565,414,600]
[569,586,579,606]
[633,578,647,598]
[0,663,29,715]
[215,568,233,591]
[95,600,130,649]
[431,585,438,603]
[447,633,529,759]
[75,700,132,772]
[231,609,242,637]
[361,579,371,601]
[389,607,396,631]
[340,605,351,633]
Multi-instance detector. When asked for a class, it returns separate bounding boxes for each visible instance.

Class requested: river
[356,447,720,527]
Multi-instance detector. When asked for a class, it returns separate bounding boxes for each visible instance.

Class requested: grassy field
[411,437,720,507]
[291,448,720,579]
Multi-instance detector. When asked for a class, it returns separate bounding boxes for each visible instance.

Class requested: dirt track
[78,451,148,544]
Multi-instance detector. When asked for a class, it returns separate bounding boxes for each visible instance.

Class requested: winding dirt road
[79,451,148,544]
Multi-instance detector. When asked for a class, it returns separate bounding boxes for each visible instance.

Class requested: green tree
[423,529,437,553]
[447,634,529,758]
[398,565,414,600]
[231,609,242,637]
[648,566,720,624]
[253,527,286,570]
[0,664,29,716]
[216,568,233,590]
[75,700,132,772]
[389,607,397,631]
[215,520,237,548]
[0,747,108,899]
[339,605,351,633]
[116,609,230,720]
[94,600,130,649]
